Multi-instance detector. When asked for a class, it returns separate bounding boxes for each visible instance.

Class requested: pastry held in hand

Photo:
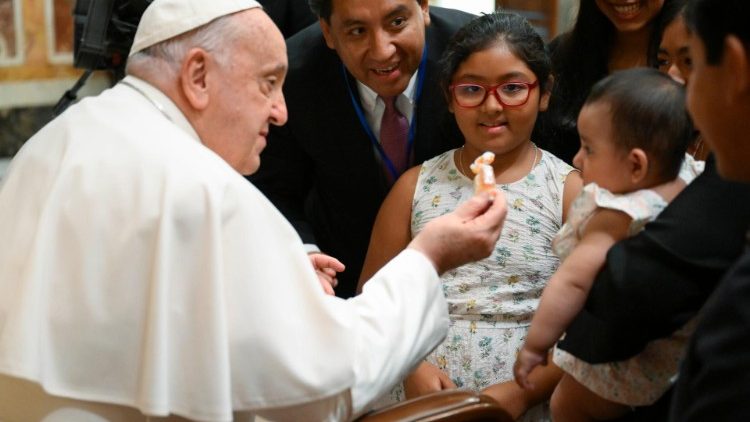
[469,151,497,198]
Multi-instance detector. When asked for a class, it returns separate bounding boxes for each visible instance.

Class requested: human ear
[723,35,750,101]
[420,0,431,27]
[539,75,554,111]
[180,48,210,110]
[320,18,335,50]
[628,148,649,184]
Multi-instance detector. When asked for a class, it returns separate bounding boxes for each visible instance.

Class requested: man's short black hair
[685,0,750,64]
[309,0,424,22]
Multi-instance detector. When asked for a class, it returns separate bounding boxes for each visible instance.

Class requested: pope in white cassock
[0,0,508,421]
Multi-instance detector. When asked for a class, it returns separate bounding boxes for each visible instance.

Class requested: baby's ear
[628,148,649,184]
[539,75,554,111]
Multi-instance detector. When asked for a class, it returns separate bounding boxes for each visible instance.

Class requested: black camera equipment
[54,0,152,115]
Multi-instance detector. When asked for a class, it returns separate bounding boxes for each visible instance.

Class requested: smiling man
[249,0,474,298]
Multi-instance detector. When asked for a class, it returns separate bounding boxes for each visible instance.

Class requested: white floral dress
[375,147,575,422]
[553,155,704,406]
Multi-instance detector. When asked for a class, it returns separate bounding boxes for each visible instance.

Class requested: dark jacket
[249,7,474,298]
[558,158,750,421]
[670,238,750,421]
[257,0,316,38]
[559,158,750,362]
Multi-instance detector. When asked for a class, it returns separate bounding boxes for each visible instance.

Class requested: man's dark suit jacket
[249,7,474,298]
[669,237,750,421]
[257,0,316,38]
[556,158,750,421]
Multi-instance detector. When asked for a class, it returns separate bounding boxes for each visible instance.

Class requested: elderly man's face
[204,9,288,175]
[320,0,430,98]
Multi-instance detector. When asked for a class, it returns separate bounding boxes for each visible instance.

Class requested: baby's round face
[573,102,634,194]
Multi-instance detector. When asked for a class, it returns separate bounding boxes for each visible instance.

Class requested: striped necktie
[379,95,409,183]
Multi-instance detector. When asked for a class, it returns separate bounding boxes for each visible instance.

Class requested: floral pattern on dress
[374,148,574,422]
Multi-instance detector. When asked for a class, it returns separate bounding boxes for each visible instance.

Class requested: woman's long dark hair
[536,0,682,163]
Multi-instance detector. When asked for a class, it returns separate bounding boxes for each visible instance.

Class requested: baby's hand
[308,252,345,296]
[513,346,548,390]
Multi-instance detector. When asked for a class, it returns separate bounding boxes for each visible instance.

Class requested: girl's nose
[668,63,686,85]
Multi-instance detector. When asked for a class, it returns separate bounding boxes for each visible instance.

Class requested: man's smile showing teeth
[375,65,397,74]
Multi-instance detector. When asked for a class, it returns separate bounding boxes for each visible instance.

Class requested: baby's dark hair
[585,68,692,182]
[438,12,551,101]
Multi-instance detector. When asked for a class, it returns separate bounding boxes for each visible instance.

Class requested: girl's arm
[356,166,420,293]
[514,208,632,389]
[358,166,458,398]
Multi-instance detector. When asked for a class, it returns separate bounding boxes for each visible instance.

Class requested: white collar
[120,75,202,143]
[356,70,419,115]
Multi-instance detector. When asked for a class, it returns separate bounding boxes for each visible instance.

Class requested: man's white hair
[125,14,244,78]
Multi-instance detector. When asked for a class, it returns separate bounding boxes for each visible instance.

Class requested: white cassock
[0,76,449,421]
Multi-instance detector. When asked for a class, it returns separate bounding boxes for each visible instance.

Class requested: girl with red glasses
[358,11,582,421]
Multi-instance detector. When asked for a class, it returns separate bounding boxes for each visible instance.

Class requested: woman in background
[536,0,680,163]
[656,0,710,161]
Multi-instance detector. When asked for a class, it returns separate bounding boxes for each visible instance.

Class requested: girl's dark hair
[585,68,692,181]
[537,0,681,162]
[661,0,689,27]
[438,12,551,101]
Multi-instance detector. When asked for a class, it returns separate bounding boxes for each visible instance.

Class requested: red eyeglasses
[449,80,539,108]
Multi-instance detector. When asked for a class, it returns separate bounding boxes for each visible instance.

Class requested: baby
[514,68,698,421]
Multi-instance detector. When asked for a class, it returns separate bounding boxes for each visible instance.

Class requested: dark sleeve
[669,250,750,421]
[258,0,316,38]
[247,28,331,245]
[558,158,750,362]
[285,0,317,38]
[248,121,316,244]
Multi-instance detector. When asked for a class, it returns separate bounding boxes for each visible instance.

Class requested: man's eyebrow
[340,4,411,27]
[384,5,410,21]
[341,18,365,28]
[263,63,287,75]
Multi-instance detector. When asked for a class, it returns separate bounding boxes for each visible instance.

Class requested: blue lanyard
[342,44,428,181]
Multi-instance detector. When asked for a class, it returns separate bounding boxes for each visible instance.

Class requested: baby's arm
[514,208,632,389]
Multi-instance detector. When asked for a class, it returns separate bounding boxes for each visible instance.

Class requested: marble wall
[0,0,22,65]
[0,0,107,158]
